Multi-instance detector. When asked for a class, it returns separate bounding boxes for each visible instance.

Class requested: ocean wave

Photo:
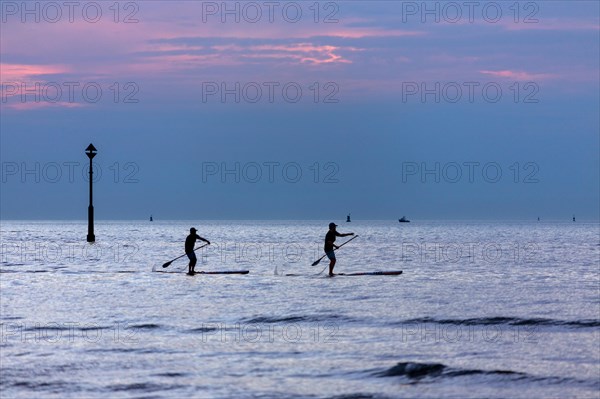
[106,382,185,392]
[375,362,447,378]
[129,323,162,330]
[86,347,179,354]
[187,326,220,333]
[374,361,597,387]
[241,314,354,324]
[0,269,139,274]
[326,394,389,399]
[401,317,600,328]
[242,316,308,323]
[152,372,189,378]
[21,325,113,332]
[0,269,49,273]
[2,380,76,393]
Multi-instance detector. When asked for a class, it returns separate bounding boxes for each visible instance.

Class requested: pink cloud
[248,43,352,64]
[1,2,595,108]
[479,70,557,81]
[1,63,71,81]
[137,53,238,71]
[324,28,425,39]
[1,63,79,108]
[136,41,357,70]
[4,101,86,111]
[142,44,205,53]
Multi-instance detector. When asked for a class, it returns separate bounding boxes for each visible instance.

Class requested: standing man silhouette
[324,222,354,277]
[186,227,210,275]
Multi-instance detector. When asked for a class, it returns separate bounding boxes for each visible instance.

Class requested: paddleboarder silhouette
[186,228,210,274]
[324,222,354,277]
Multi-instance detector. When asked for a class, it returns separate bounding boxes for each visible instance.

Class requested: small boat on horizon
[399,216,410,223]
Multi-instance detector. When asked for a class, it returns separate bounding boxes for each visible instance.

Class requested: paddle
[162,243,210,268]
[311,235,358,266]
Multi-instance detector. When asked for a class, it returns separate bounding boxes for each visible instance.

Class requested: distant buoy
[150,215,153,222]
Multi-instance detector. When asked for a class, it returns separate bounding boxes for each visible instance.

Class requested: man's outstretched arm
[196,234,211,245]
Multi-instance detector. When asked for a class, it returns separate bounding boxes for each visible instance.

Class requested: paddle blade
[311,259,321,267]
[162,261,172,268]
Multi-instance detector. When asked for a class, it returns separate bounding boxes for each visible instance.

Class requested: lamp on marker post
[86,143,97,243]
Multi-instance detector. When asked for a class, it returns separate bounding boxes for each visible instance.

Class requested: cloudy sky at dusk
[1,1,598,220]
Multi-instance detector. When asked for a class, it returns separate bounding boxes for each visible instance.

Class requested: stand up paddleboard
[336,271,402,276]
[187,271,249,276]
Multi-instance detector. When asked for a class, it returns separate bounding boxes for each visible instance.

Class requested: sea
[1,220,598,399]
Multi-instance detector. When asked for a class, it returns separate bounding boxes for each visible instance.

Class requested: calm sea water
[1,220,599,399]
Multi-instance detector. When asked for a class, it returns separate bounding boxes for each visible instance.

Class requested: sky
[1,1,599,220]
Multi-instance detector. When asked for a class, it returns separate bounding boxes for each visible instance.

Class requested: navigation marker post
[86,143,97,243]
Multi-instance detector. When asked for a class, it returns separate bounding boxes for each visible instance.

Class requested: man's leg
[328,258,336,276]
[190,255,197,274]
[187,252,197,274]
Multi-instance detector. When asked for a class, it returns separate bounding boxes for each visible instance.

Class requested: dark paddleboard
[187,271,249,276]
[336,271,403,276]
